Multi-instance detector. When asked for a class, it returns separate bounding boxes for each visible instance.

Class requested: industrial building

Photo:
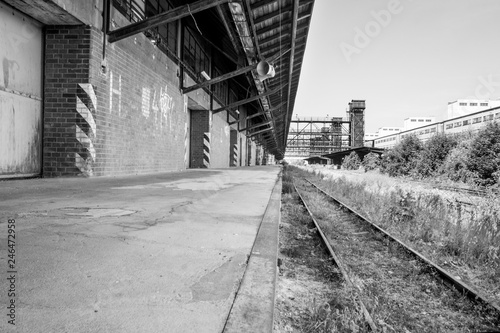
[0,0,315,179]
[447,99,500,119]
[371,106,500,149]
[285,99,366,161]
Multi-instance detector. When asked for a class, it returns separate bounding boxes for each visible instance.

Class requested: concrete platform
[0,166,281,333]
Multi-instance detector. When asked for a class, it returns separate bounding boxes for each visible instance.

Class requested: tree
[362,152,381,171]
[465,121,500,186]
[342,151,361,170]
[380,134,423,177]
[415,133,458,178]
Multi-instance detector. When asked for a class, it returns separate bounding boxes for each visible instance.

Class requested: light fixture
[256,60,275,81]
[200,71,211,80]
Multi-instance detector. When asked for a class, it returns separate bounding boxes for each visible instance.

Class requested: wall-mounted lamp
[256,60,275,81]
[200,71,211,81]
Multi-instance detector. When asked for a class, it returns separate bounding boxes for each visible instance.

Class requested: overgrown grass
[299,166,500,296]
[278,166,369,332]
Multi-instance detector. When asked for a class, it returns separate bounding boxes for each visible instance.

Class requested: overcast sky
[293,0,500,133]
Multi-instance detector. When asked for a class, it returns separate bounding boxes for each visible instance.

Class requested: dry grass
[299,165,500,306]
[274,167,368,333]
[295,179,498,332]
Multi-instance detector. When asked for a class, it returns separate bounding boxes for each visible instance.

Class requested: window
[418,119,424,122]
[473,117,482,124]
[480,103,488,106]
[459,102,467,106]
[470,102,477,106]
[431,128,436,132]
[496,112,500,119]
[484,114,494,121]
[426,119,432,122]
[425,129,430,134]
[463,120,469,126]
[183,27,210,78]
[446,124,453,129]
[454,122,462,128]
[411,119,416,122]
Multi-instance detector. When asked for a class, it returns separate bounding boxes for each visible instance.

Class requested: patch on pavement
[60,207,136,218]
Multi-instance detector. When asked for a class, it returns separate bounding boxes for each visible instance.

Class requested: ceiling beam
[182,48,289,94]
[246,101,286,120]
[244,0,261,59]
[258,21,309,46]
[182,63,257,94]
[247,121,272,131]
[108,0,233,43]
[212,84,286,114]
[251,0,278,11]
[285,0,299,146]
[248,126,273,137]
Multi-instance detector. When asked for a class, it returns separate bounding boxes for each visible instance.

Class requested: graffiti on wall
[109,70,122,116]
[75,83,97,176]
[141,87,151,118]
[141,84,175,130]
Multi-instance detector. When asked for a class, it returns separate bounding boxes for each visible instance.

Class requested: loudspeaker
[256,61,275,81]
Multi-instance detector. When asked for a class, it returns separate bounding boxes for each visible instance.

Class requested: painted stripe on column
[233,143,238,166]
[75,83,97,176]
[203,132,210,168]
[184,123,189,168]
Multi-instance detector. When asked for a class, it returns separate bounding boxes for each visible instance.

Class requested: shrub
[465,121,500,186]
[414,133,458,178]
[439,138,476,183]
[380,134,423,177]
[342,151,361,170]
[362,152,381,171]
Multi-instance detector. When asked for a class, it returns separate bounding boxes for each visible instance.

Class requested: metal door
[0,4,43,178]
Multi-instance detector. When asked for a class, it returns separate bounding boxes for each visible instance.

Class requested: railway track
[292,177,500,332]
[433,185,490,197]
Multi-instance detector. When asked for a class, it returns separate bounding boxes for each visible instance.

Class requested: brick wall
[43,25,93,177]
[43,24,190,177]
[42,14,250,177]
[90,27,187,176]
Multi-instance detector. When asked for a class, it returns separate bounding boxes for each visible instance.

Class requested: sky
[293,0,500,133]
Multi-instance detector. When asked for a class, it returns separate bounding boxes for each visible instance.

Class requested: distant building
[403,117,436,131]
[364,132,378,145]
[376,127,402,136]
[447,99,500,119]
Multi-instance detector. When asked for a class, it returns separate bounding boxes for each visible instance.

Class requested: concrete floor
[0,166,280,333]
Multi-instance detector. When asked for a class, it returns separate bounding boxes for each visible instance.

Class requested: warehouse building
[0,0,315,178]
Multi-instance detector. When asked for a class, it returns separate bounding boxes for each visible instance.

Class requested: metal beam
[182,48,290,94]
[212,84,286,114]
[108,0,233,43]
[284,0,299,146]
[248,127,273,137]
[247,121,272,131]
[244,0,261,59]
[246,101,286,121]
[183,63,258,94]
